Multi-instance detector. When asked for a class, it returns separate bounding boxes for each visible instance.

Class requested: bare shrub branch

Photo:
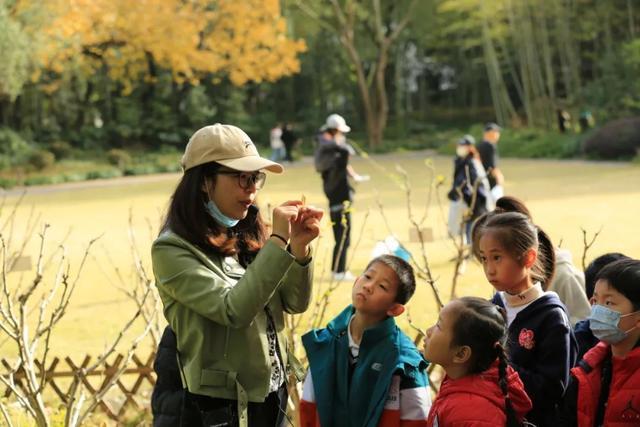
[581,226,603,271]
[0,198,159,426]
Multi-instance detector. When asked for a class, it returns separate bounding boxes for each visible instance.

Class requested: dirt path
[0,155,319,197]
[1,149,626,197]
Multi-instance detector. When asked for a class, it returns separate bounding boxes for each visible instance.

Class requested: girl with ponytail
[423,297,532,426]
[472,209,577,426]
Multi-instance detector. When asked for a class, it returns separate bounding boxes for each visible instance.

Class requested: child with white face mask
[455,144,471,158]
[559,258,640,426]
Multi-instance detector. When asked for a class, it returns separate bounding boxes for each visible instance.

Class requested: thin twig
[581,226,603,271]
[0,400,15,427]
[405,307,425,343]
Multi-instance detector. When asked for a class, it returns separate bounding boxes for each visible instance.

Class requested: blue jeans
[270,147,285,161]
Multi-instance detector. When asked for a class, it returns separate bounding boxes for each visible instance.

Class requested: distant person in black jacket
[473,210,577,427]
[280,123,298,162]
[477,122,504,201]
[314,114,368,281]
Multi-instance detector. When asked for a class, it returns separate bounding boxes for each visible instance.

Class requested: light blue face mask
[204,200,239,228]
[588,304,639,344]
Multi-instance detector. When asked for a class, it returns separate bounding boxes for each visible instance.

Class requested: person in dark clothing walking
[314,114,368,281]
[477,122,504,202]
[281,123,298,162]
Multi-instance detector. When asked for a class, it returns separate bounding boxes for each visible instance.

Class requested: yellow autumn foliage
[18,0,305,88]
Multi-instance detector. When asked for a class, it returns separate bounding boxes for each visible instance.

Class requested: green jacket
[152,230,313,405]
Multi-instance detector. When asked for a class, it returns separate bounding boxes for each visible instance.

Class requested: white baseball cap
[324,114,351,133]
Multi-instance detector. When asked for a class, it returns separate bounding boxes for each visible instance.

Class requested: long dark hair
[452,297,521,426]
[472,210,555,288]
[161,162,267,267]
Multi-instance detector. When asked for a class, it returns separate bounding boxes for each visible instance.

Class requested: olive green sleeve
[278,248,314,314]
[153,238,299,328]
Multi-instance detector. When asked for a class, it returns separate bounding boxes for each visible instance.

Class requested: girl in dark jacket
[472,211,577,426]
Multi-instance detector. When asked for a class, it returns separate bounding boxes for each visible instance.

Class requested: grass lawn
[2,151,640,362]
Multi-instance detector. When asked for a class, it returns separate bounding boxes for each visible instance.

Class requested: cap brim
[339,125,351,133]
[217,156,284,174]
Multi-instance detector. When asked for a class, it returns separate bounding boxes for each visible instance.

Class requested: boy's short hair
[596,258,640,310]
[585,252,629,299]
[365,255,416,305]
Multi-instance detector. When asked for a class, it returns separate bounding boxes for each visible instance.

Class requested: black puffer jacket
[151,326,200,427]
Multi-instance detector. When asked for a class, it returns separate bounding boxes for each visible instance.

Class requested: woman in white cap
[151,123,323,427]
[314,114,367,281]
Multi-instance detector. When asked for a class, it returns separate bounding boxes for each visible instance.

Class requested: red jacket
[572,342,640,427]
[427,361,532,426]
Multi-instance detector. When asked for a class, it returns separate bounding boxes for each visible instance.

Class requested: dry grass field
[2,150,639,361]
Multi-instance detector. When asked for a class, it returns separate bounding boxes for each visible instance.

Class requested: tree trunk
[373,44,390,146]
[418,73,428,120]
[508,0,534,126]
[75,78,92,131]
[394,43,405,132]
[0,97,9,126]
[323,0,417,147]
[481,0,518,126]
[141,51,157,118]
[11,93,22,130]
[100,63,112,127]
[555,0,581,102]
[538,1,556,119]
[628,0,636,38]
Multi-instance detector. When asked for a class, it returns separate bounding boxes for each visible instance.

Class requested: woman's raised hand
[272,200,323,261]
[289,205,323,255]
[271,201,303,241]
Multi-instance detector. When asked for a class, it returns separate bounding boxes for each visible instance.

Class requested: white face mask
[456,146,470,157]
[335,133,346,145]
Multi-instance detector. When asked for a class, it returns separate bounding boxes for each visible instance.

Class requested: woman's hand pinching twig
[290,205,324,260]
[271,201,303,244]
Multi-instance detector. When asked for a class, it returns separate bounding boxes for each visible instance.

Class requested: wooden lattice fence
[2,351,156,421]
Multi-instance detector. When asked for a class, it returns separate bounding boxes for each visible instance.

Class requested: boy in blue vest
[300,255,431,427]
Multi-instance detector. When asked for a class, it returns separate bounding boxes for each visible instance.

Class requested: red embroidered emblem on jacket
[518,328,535,350]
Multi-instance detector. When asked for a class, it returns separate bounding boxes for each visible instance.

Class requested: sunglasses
[216,170,267,190]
